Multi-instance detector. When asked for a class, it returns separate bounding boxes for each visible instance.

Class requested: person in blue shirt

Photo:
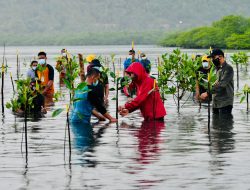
[123,49,139,71]
[121,49,139,95]
[70,68,117,124]
[139,53,151,74]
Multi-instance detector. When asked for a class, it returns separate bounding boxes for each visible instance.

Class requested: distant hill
[0,0,249,45]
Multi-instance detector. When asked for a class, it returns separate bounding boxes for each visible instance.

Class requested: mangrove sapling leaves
[240,96,246,103]
[110,71,116,79]
[76,82,87,91]
[52,108,64,117]
[63,79,72,90]
[111,97,117,100]
[109,88,115,91]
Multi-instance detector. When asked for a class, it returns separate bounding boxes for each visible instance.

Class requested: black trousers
[213,105,233,114]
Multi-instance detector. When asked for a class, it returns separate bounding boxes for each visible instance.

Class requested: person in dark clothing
[17,79,47,116]
[200,49,234,114]
[195,55,212,102]
[70,68,117,124]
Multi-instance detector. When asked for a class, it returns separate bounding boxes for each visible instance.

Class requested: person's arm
[212,66,233,93]
[43,65,54,94]
[124,79,153,113]
[88,87,117,122]
[104,84,109,102]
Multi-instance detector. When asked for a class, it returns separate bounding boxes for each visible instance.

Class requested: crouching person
[119,62,166,121]
[70,68,117,124]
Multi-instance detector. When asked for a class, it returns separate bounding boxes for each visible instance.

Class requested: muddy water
[0,46,250,190]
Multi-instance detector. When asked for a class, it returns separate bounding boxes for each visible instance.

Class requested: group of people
[22,47,234,125]
[71,49,166,124]
[195,49,234,115]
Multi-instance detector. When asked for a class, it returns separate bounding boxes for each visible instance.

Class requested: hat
[91,59,102,67]
[86,54,96,63]
[208,49,224,58]
[202,55,210,62]
[129,49,135,54]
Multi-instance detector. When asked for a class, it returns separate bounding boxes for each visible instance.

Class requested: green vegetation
[160,15,250,49]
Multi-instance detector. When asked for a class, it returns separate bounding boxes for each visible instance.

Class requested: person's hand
[119,109,129,117]
[118,106,125,112]
[41,106,47,114]
[127,97,134,102]
[104,96,109,104]
[109,117,118,123]
[200,92,208,100]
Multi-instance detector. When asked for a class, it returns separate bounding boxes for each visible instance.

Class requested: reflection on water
[211,113,235,154]
[133,121,165,165]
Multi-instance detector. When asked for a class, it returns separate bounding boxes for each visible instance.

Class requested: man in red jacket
[119,62,166,121]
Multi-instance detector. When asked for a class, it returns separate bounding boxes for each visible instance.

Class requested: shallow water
[1,45,250,190]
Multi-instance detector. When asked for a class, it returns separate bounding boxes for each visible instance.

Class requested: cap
[202,55,210,62]
[208,48,224,58]
[86,54,96,63]
[91,59,102,67]
[129,49,135,54]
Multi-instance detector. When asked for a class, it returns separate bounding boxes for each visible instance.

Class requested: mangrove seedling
[237,84,250,112]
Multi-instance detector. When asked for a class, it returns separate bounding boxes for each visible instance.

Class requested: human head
[86,68,101,84]
[30,79,41,92]
[201,55,210,69]
[61,49,67,57]
[140,52,147,60]
[208,49,225,67]
[30,60,38,67]
[38,51,47,66]
[129,49,135,59]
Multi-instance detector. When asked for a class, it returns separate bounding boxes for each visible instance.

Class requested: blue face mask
[93,80,99,86]
[38,59,46,65]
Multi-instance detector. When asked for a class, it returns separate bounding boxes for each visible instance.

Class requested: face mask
[202,61,209,68]
[212,58,220,67]
[32,66,37,70]
[93,80,99,86]
[141,57,147,60]
[62,53,67,57]
[38,59,46,65]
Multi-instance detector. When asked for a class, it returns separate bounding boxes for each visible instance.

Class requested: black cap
[208,48,224,58]
[129,49,135,54]
[91,59,102,67]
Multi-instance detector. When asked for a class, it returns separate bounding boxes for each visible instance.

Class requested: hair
[129,49,135,54]
[38,51,47,57]
[86,68,100,78]
[30,60,38,67]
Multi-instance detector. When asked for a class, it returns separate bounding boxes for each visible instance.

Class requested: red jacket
[124,62,166,120]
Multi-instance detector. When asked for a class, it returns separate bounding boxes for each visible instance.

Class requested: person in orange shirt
[36,51,55,100]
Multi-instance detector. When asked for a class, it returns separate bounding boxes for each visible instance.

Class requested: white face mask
[32,66,37,70]
[202,61,209,68]
[62,52,67,57]
[141,56,147,60]
[38,59,46,65]
[93,80,99,86]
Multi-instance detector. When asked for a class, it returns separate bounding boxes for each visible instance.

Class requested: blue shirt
[124,58,139,70]
[70,86,93,124]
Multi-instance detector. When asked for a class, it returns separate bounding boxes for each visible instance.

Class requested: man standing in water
[36,51,55,103]
[200,49,234,114]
